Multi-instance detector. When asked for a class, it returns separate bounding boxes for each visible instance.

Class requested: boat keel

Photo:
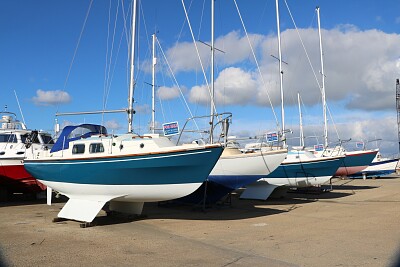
[58,198,108,223]
[240,181,280,200]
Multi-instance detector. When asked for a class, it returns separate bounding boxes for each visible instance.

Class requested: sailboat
[348,152,399,178]
[0,110,54,199]
[240,0,344,201]
[23,0,223,224]
[171,0,287,205]
[311,6,378,177]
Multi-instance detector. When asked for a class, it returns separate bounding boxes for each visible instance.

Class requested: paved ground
[1,176,400,267]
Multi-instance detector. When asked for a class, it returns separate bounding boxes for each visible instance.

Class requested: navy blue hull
[175,174,265,205]
[175,180,233,205]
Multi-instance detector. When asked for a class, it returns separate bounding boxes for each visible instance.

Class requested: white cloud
[166,41,209,72]
[214,67,258,105]
[157,85,182,100]
[155,27,400,156]
[214,31,264,65]
[227,114,398,156]
[104,120,122,130]
[165,31,264,73]
[251,28,400,110]
[32,90,71,106]
[171,28,400,111]
[188,67,258,106]
[188,84,210,105]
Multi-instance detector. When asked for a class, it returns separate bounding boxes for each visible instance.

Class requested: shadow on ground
[0,193,67,208]
[2,180,382,227]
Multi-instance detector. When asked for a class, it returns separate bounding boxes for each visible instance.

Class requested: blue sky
[1,0,400,155]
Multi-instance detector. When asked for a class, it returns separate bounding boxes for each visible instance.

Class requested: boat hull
[335,150,378,176]
[209,149,288,189]
[174,148,287,204]
[350,158,399,178]
[0,159,46,193]
[261,156,343,187]
[24,146,223,202]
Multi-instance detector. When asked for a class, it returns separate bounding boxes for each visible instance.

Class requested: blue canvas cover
[50,124,107,153]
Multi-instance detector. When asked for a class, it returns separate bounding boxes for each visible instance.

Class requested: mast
[209,0,215,144]
[396,79,400,154]
[275,0,285,146]
[128,0,137,133]
[151,33,156,134]
[298,92,304,147]
[316,6,328,148]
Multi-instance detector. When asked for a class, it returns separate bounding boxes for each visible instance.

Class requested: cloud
[185,28,400,111]
[165,30,264,73]
[252,27,400,110]
[188,67,258,106]
[157,85,183,100]
[104,120,122,130]
[32,90,71,106]
[166,41,209,72]
[214,31,264,66]
[227,114,398,156]
[152,27,400,155]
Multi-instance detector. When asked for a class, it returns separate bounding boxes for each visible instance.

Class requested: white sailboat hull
[41,180,201,202]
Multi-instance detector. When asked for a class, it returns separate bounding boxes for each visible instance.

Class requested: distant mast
[275,0,285,147]
[396,79,400,154]
[298,93,304,147]
[151,33,156,134]
[128,0,138,133]
[316,6,328,148]
[209,0,215,144]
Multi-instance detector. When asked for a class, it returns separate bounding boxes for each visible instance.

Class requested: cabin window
[89,143,104,153]
[41,134,54,144]
[72,144,85,154]
[0,134,17,143]
[21,133,40,144]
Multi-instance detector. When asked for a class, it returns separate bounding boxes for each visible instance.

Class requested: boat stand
[52,217,96,228]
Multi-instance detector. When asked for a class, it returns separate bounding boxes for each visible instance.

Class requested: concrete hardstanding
[0,176,399,267]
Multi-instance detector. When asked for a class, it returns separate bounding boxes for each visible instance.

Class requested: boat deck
[1,175,400,267]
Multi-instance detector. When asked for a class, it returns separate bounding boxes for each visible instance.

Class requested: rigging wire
[102,0,121,127]
[103,0,112,113]
[283,0,321,93]
[156,38,201,135]
[197,0,206,40]
[58,0,94,114]
[181,0,216,116]
[283,0,341,143]
[232,0,279,130]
